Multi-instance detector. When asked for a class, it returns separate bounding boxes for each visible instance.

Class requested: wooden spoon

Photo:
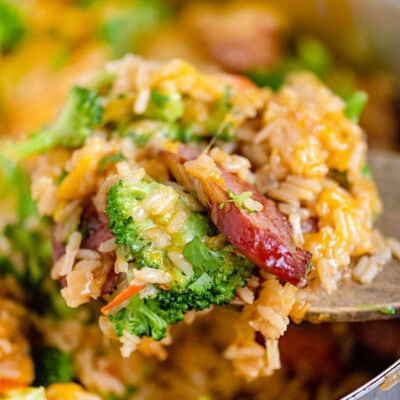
[305,150,400,322]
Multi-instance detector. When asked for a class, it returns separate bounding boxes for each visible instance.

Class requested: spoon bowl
[305,150,400,322]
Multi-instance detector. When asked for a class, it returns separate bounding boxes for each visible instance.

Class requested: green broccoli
[0,152,36,220]
[145,89,184,122]
[6,86,103,161]
[0,152,76,318]
[344,90,368,123]
[111,294,169,341]
[100,0,169,57]
[296,36,332,80]
[4,223,51,285]
[0,213,77,317]
[106,175,255,341]
[120,120,195,147]
[105,177,214,277]
[33,346,75,387]
[106,178,162,262]
[0,0,26,53]
[0,151,50,286]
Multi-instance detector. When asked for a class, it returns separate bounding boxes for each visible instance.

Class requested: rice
[119,331,142,358]
[224,340,280,381]
[166,210,188,234]
[51,231,82,279]
[0,298,34,385]
[141,186,179,215]
[114,248,129,274]
[61,270,100,307]
[209,146,254,182]
[35,318,85,353]
[317,257,340,294]
[76,348,127,394]
[25,55,397,384]
[236,286,255,304]
[33,313,150,397]
[74,259,102,272]
[132,267,172,285]
[167,250,194,276]
[98,238,117,253]
[184,153,223,183]
[76,249,101,260]
[288,213,304,246]
[31,176,57,216]
[142,227,171,249]
[53,199,82,224]
[387,237,400,260]
[352,231,392,284]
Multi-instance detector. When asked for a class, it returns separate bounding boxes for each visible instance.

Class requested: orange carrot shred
[101,284,146,316]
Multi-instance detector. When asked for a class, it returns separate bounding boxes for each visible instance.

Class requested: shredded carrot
[101,284,146,316]
[0,379,28,393]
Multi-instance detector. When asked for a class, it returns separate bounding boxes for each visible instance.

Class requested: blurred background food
[0,0,399,399]
[0,0,399,149]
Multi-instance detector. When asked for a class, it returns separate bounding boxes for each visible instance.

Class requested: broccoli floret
[100,0,169,57]
[296,36,332,80]
[120,120,196,147]
[0,0,26,53]
[7,86,103,161]
[106,176,255,341]
[33,346,75,387]
[145,89,184,122]
[106,177,212,280]
[4,223,52,285]
[110,294,169,341]
[345,90,368,123]
[0,153,36,220]
[109,237,254,341]
[0,152,73,318]
[106,178,159,259]
[0,152,80,318]
[245,67,287,91]
[182,237,254,303]
[0,255,18,278]
[153,237,254,315]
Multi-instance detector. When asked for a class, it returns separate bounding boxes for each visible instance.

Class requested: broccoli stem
[6,86,103,161]
[10,128,58,159]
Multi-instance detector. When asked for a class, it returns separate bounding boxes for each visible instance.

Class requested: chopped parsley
[219,190,262,213]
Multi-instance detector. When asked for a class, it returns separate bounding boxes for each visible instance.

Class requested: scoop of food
[4,54,397,381]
